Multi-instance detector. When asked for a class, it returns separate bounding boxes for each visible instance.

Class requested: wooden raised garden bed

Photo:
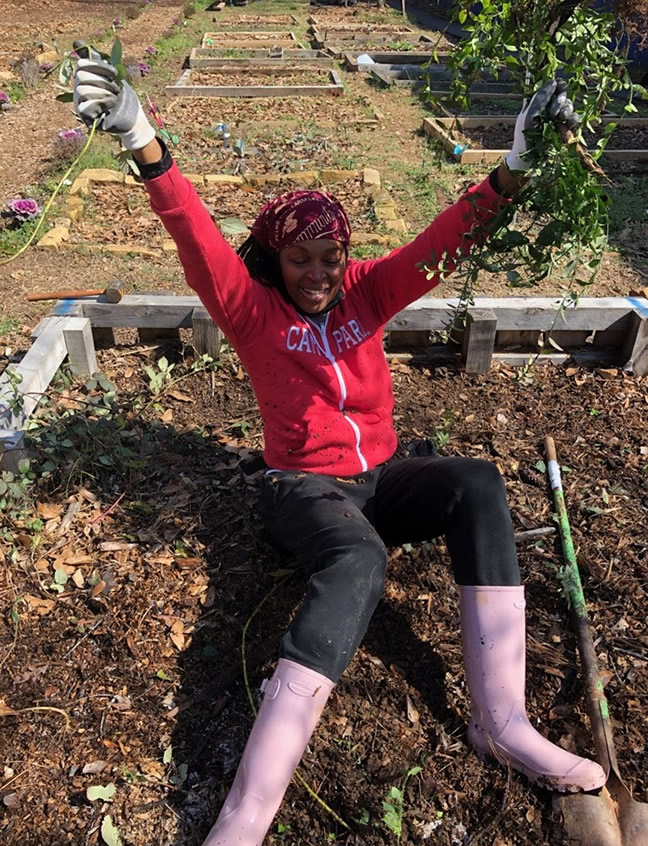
[201,31,299,48]
[45,166,404,258]
[312,23,415,38]
[188,47,334,68]
[166,67,345,98]
[370,67,518,99]
[344,51,445,70]
[311,27,436,49]
[3,294,646,467]
[422,115,648,163]
[165,92,383,130]
[204,14,298,28]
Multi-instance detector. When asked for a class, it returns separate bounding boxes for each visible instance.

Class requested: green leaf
[56,91,75,102]
[54,569,69,586]
[218,217,250,236]
[111,39,123,68]
[101,815,123,846]
[535,460,547,473]
[163,745,173,765]
[155,669,171,681]
[535,220,565,247]
[87,783,116,803]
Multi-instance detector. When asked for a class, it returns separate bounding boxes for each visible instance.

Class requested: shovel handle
[27,289,104,302]
[545,435,618,773]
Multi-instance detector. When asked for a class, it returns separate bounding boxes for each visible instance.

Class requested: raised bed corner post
[461,308,497,374]
[63,317,98,377]
[191,308,222,359]
[621,307,648,377]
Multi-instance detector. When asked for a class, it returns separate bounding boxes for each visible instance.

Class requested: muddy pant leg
[374,456,520,585]
[259,471,386,683]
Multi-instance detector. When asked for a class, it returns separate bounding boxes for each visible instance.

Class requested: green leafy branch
[419,0,646,341]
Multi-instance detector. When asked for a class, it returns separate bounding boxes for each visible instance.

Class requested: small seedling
[382,765,422,842]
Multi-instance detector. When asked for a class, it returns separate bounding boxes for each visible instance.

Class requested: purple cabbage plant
[5,198,42,225]
[0,90,10,109]
[53,127,86,161]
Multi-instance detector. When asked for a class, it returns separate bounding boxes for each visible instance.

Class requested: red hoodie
[145,163,503,476]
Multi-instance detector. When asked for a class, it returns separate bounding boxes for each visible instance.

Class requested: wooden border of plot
[311,27,437,51]
[201,31,299,48]
[166,67,345,98]
[370,66,517,97]
[188,47,334,68]
[3,296,647,467]
[422,115,648,163]
[344,51,446,70]
[205,14,298,27]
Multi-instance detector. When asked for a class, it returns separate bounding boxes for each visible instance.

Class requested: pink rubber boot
[459,586,606,793]
[202,659,334,846]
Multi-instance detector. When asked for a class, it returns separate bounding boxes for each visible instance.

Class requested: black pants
[258,456,520,683]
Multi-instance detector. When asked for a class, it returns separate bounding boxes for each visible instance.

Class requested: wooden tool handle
[27,289,104,302]
[544,435,557,462]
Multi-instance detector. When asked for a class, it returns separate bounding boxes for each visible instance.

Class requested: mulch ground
[187,68,337,86]
[1,341,647,845]
[1,2,648,844]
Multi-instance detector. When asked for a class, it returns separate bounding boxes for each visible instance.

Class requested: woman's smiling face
[279,239,347,314]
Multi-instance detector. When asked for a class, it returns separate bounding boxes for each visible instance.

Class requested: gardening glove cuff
[74,58,156,151]
[138,139,173,180]
[506,78,579,172]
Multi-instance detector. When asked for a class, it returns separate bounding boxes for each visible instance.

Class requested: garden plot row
[201,13,298,28]
[37,165,405,255]
[2,294,646,467]
[201,31,302,48]
[188,47,333,68]
[166,66,344,98]
[423,116,648,163]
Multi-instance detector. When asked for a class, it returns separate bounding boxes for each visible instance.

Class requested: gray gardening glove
[74,54,156,150]
[506,78,579,172]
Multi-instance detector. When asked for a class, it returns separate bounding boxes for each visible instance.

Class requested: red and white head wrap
[250,190,351,252]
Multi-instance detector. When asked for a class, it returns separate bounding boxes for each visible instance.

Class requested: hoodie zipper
[306,314,368,473]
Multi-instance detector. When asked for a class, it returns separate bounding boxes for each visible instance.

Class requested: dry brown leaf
[406,695,420,725]
[168,390,194,403]
[160,408,174,423]
[175,557,202,570]
[65,553,95,565]
[464,413,475,423]
[597,368,618,380]
[78,487,98,503]
[140,759,166,780]
[36,501,63,519]
[91,580,107,598]
[71,570,85,588]
[24,595,55,615]
[0,699,17,717]
[170,620,185,651]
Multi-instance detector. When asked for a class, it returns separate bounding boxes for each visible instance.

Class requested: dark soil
[1,343,647,845]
